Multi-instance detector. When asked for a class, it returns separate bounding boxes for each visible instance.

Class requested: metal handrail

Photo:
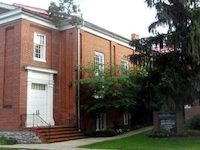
[21,113,51,127]
[21,114,51,141]
[35,114,51,127]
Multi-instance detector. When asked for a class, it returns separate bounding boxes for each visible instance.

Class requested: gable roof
[0,2,132,47]
[13,3,48,15]
[0,2,17,10]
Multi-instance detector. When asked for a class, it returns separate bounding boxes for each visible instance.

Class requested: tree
[80,65,148,112]
[146,0,200,62]
[130,0,200,112]
[48,0,82,27]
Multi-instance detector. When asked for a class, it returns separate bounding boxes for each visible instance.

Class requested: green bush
[147,130,174,138]
[186,114,200,130]
[0,136,18,145]
[85,130,117,137]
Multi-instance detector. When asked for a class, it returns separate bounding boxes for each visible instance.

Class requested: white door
[28,83,48,126]
[26,69,55,127]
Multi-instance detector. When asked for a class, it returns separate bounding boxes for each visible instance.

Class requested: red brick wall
[80,29,133,130]
[185,101,200,119]
[19,20,78,126]
[54,29,77,125]
[19,20,60,118]
[0,20,21,130]
[0,18,78,130]
[0,17,133,131]
[80,30,133,68]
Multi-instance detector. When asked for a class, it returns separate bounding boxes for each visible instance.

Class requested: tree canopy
[80,66,148,112]
[130,0,200,111]
[48,0,82,27]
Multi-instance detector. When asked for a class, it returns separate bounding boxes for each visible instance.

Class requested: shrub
[0,136,18,145]
[186,114,200,130]
[147,130,174,138]
[85,130,117,137]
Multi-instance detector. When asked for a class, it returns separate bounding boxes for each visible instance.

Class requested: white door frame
[96,113,106,131]
[25,66,57,127]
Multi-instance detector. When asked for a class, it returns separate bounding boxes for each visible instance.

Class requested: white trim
[95,51,105,65]
[123,112,129,125]
[121,59,129,70]
[0,8,58,29]
[25,66,58,74]
[26,70,55,127]
[81,26,133,49]
[21,12,58,29]
[33,32,47,62]
[60,23,76,31]
[0,3,17,10]
[0,8,22,18]
[0,8,133,48]
[94,51,105,77]
[96,113,106,131]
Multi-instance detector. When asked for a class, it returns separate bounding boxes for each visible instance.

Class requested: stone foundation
[0,131,41,144]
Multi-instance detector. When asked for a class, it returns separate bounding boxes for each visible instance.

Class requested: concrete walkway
[0,127,152,150]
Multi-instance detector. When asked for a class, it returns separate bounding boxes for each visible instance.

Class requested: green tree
[80,66,148,112]
[130,0,200,112]
[48,0,82,27]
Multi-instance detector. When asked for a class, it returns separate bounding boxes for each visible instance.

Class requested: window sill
[34,58,46,63]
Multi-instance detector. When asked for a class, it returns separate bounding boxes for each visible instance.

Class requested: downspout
[77,26,81,131]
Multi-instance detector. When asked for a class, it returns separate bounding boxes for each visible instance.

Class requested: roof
[83,21,130,44]
[0,2,17,10]
[13,3,48,15]
[0,2,132,47]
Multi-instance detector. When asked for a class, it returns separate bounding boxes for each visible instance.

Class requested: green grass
[0,148,36,150]
[81,131,200,150]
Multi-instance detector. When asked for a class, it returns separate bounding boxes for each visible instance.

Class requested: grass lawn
[0,148,36,150]
[0,147,21,150]
[81,131,200,150]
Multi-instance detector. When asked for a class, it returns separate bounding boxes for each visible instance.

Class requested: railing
[21,114,51,141]
[21,114,50,128]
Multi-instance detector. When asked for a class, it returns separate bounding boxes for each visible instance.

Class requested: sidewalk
[0,126,152,150]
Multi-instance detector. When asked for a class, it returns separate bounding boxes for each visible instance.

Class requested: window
[31,83,46,90]
[123,112,130,125]
[33,32,46,61]
[94,51,104,76]
[121,60,129,72]
[94,51,105,99]
[96,113,106,131]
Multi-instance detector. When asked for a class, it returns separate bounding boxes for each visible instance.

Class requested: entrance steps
[33,125,86,143]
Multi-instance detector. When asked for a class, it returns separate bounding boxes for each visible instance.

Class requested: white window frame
[33,32,46,62]
[121,59,129,71]
[123,112,130,125]
[94,51,104,76]
[96,113,106,131]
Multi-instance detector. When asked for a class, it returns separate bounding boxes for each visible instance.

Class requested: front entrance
[26,67,57,127]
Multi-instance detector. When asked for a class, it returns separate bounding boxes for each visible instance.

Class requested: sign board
[158,113,177,133]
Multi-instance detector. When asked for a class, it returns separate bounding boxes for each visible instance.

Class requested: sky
[1,0,157,39]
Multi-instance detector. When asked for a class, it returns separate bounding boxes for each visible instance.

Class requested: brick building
[0,2,134,132]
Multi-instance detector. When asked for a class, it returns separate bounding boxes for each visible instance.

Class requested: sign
[158,113,177,133]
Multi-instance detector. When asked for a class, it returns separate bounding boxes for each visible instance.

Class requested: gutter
[77,25,81,131]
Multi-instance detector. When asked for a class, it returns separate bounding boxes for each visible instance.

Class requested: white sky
[1,0,156,39]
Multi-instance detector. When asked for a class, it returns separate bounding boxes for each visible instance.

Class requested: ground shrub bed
[81,131,200,150]
[186,114,200,130]
[85,124,149,137]
[85,130,118,137]
[0,136,17,145]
